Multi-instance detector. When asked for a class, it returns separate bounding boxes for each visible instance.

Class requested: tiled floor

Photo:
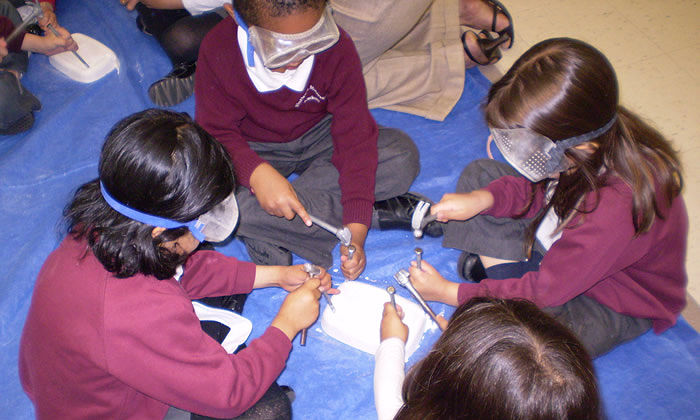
[478,0,700,330]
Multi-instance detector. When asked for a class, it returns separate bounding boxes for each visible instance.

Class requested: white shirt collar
[237,26,313,93]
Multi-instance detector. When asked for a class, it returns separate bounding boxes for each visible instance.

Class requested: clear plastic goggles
[100,182,239,243]
[490,117,616,182]
[244,6,339,69]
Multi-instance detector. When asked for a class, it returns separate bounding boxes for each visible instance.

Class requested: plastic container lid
[321,281,431,360]
[49,33,119,83]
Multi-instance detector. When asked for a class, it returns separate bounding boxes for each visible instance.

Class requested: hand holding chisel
[299,263,335,346]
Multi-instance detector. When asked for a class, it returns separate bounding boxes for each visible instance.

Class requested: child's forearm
[441,281,461,306]
[253,265,285,289]
[20,33,44,53]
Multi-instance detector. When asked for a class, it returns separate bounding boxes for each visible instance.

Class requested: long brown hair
[395,298,601,420]
[484,38,682,255]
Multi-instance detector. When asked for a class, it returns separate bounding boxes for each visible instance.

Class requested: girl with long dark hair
[410,38,687,358]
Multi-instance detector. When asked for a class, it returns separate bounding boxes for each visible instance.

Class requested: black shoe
[0,112,34,135]
[457,252,487,282]
[244,239,292,266]
[374,192,443,237]
[280,385,296,403]
[148,62,196,107]
[135,14,152,36]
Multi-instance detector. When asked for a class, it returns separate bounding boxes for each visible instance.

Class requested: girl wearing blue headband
[20,109,335,419]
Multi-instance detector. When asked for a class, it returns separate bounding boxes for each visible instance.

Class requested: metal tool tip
[386,286,395,294]
[393,269,410,285]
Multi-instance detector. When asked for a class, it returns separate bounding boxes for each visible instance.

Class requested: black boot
[374,192,443,237]
[457,252,487,282]
[148,61,196,107]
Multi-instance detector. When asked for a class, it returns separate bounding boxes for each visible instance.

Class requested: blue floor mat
[0,1,698,418]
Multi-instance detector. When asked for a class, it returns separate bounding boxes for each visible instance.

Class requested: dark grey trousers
[447,159,651,358]
[1,0,37,131]
[235,116,419,267]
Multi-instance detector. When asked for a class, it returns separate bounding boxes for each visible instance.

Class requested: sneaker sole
[148,73,195,107]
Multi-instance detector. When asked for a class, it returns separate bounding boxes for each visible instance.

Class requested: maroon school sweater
[1,16,25,52]
[458,175,688,333]
[19,236,291,419]
[195,17,378,227]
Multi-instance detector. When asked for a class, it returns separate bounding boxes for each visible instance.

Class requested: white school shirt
[535,181,563,251]
[236,26,314,93]
[374,337,406,420]
[181,0,226,15]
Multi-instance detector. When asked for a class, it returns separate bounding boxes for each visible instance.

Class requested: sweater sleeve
[1,16,25,52]
[325,33,378,227]
[482,175,546,219]
[179,250,257,299]
[104,282,292,419]
[374,337,406,420]
[195,26,265,189]
[458,182,638,307]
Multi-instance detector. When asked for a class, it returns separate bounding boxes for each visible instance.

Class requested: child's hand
[380,302,408,342]
[340,222,368,280]
[22,26,78,56]
[340,243,365,280]
[278,265,337,294]
[249,163,311,224]
[431,190,494,222]
[408,260,460,306]
[38,2,58,29]
[271,277,322,341]
[120,0,141,10]
[0,38,7,59]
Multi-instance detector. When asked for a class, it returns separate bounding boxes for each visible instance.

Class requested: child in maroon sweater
[409,38,688,357]
[20,110,334,419]
[195,0,440,280]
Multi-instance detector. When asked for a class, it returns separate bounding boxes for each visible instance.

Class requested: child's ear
[151,227,166,239]
[224,3,235,20]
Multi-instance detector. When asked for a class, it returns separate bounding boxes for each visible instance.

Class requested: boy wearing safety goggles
[195,0,438,280]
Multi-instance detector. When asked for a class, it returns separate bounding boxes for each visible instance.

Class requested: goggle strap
[99,182,206,241]
[556,115,617,151]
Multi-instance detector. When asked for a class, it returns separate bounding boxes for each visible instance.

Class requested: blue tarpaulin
[1,1,698,418]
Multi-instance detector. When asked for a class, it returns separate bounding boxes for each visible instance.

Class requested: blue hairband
[99,182,206,241]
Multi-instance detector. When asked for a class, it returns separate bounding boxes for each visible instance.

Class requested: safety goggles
[490,117,616,182]
[100,182,238,243]
[238,6,339,69]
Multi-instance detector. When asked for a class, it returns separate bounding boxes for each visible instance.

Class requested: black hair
[234,0,326,27]
[64,109,235,279]
[396,298,601,420]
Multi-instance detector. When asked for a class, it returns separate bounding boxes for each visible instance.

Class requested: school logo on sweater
[295,85,326,108]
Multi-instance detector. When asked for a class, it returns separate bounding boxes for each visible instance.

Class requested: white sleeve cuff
[181,0,227,15]
[374,337,406,420]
